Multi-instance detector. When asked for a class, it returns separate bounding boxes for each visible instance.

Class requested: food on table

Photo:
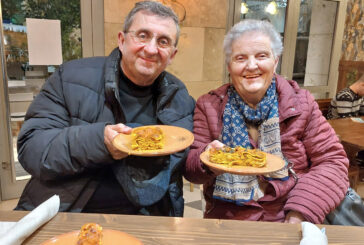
[77,223,103,245]
[131,126,164,151]
[209,146,266,167]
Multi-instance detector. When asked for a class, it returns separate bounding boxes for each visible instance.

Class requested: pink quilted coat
[185,75,349,223]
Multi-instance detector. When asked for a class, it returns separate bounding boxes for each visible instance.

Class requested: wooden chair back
[337,60,364,92]
[316,98,332,119]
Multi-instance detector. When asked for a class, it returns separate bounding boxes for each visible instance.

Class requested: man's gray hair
[223,19,283,65]
[123,1,180,46]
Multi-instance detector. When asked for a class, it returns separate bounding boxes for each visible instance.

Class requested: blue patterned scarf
[213,79,288,205]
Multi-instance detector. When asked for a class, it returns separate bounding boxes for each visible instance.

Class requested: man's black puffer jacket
[15,48,195,216]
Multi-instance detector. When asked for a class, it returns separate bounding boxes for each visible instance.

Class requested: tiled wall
[104,0,227,99]
[341,0,364,61]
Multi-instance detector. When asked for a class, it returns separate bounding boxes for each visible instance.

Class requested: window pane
[295,0,338,87]
[1,0,81,178]
[292,0,312,84]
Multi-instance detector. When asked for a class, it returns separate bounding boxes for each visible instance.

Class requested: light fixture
[159,0,186,22]
[265,1,278,15]
[241,2,249,14]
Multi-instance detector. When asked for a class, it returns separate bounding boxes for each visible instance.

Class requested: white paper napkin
[0,195,60,245]
[300,221,328,245]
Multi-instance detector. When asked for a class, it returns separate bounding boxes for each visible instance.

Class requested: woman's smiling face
[228,31,278,107]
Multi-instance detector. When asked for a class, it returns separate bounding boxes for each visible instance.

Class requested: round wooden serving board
[41,229,143,244]
[200,150,285,175]
[112,125,194,157]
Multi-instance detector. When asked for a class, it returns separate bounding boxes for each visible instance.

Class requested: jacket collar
[275,74,302,122]
[104,48,123,122]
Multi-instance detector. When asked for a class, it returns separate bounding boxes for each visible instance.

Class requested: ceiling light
[241,3,249,14]
[265,1,277,15]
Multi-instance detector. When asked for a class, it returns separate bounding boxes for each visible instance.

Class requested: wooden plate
[200,150,285,175]
[41,229,143,245]
[112,125,194,156]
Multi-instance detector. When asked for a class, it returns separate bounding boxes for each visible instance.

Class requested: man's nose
[144,38,159,54]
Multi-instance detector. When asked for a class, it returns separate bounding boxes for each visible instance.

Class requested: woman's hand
[104,123,132,160]
[284,211,305,224]
[206,140,225,151]
[205,140,226,176]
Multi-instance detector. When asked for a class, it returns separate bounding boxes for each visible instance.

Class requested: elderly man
[15,1,195,217]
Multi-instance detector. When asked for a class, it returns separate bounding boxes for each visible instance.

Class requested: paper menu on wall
[26,18,63,65]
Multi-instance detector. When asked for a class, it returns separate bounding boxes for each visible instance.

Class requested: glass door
[0,0,104,200]
[231,0,347,98]
[283,0,347,99]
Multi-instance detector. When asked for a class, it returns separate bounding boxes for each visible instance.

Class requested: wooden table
[328,117,364,164]
[328,117,364,189]
[328,117,364,152]
[1,211,364,244]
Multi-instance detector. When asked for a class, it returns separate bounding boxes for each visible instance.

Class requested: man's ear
[118,31,125,52]
[167,48,178,65]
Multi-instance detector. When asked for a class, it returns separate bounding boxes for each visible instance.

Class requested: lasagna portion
[77,223,103,245]
[209,146,266,168]
[131,126,164,151]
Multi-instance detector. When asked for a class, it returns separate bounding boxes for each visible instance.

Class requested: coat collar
[275,74,302,122]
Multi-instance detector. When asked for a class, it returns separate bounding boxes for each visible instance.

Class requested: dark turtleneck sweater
[118,70,158,125]
[83,69,158,214]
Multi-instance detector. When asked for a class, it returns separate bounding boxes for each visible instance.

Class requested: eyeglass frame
[125,29,176,50]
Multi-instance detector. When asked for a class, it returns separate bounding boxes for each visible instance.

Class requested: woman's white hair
[223,19,283,65]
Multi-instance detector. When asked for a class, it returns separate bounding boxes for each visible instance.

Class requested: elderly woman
[185,19,349,224]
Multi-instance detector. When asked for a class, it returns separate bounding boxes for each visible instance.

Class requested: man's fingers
[113,123,132,134]
[104,124,132,160]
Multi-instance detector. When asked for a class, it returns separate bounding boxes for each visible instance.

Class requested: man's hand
[104,123,132,160]
[284,211,305,224]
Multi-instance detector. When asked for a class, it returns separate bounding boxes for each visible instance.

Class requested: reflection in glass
[296,0,337,87]
[239,0,287,73]
[293,0,312,85]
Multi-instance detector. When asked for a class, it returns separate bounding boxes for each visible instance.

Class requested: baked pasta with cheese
[209,146,266,168]
[77,223,103,245]
[131,126,164,151]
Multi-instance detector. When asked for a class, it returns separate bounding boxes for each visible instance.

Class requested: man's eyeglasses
[125,30,174,49]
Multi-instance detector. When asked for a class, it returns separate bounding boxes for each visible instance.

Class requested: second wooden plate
[200,150,285,175]
[112,125,194,157]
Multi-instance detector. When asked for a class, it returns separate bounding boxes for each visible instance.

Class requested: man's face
[228,31,278,107]
[118,11,178,86]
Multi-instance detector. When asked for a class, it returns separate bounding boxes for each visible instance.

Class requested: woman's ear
[274,56,280,72]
